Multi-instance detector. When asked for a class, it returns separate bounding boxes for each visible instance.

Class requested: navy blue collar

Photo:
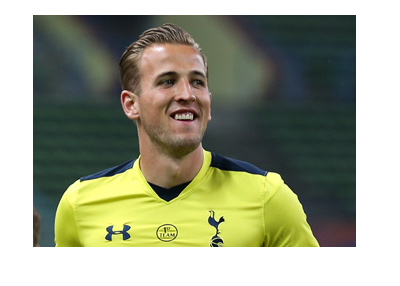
[148,181,191,202]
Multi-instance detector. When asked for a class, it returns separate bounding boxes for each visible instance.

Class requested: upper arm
[263,173,319,247]
[54,189,81,247]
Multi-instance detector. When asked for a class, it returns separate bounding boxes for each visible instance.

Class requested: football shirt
[54,150,319,247]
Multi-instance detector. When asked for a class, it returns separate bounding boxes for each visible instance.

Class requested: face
[123,44,212,156]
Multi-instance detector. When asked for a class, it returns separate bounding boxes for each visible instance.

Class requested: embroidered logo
[105,225,131,241]
[156,224,178,242]
[208,210,225,247]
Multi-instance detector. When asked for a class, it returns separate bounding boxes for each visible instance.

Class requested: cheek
[201,96,212,121]
[138,97,167,122]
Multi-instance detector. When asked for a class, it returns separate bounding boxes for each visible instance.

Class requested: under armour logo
[105,225,131,241]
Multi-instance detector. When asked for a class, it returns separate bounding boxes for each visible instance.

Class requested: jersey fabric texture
[54,150,319,247]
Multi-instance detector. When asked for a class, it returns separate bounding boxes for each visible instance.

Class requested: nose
[175,78,195,102]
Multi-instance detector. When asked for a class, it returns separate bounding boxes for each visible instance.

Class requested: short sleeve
[54,185,82,247]
[263,173,319,247]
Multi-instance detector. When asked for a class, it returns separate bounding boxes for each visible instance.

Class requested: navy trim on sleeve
[80,159,136,182]
[210,153,267,176]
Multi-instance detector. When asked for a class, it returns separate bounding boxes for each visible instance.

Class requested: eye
[159,79,175,87]
[192,79,206,87]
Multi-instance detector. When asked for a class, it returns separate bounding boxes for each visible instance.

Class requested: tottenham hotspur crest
[208,210,225,247]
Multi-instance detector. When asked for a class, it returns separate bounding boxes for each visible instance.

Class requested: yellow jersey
[55,150,319,247]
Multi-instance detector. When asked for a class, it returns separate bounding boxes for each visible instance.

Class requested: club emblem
[208,210,225,247]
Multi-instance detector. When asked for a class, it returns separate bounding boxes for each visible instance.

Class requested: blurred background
[33,15,355,247]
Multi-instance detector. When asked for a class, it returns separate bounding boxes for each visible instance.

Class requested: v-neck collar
[133,149,212,203]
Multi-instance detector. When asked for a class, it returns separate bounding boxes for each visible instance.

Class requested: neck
[139,143,204,189]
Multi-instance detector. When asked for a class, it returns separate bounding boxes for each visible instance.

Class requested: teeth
[174,112,194,121]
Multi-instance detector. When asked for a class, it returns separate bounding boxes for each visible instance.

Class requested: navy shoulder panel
[210,153,267,176]
[80,159,136,182]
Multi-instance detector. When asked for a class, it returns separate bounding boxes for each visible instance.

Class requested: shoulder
[80,159,136,182]
[209,152,267,176]
[63,159,137,202]
[205,152,287,198]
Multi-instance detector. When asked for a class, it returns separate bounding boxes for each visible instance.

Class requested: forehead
[140,44,206,77]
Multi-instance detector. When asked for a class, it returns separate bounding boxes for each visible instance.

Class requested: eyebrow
[155,70,207,81]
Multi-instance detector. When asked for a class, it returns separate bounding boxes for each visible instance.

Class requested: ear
[208,92,212,121]
[121,90,140,120]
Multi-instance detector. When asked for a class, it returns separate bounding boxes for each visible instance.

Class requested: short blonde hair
[119,23,208,94]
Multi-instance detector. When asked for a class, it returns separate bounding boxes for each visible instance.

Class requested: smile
[170,108,199,122]
[174,112,194,121]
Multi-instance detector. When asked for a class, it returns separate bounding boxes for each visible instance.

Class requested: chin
[167,137,202,157]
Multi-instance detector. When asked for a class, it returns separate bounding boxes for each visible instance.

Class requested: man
[54,23,319,247]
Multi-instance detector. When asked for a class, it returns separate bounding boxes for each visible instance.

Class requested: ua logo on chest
[208,210,225,247]
[105,225,131,241]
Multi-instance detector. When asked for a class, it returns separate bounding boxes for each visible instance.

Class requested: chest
[76,185,265,247]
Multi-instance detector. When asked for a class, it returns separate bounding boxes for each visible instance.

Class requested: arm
[54,188,82,247]
[263,173,319,247]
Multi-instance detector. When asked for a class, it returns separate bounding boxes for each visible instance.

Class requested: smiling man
[121,43,211,189]
[54,23,319,247]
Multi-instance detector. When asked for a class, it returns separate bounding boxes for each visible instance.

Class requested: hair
[119,23,208,94]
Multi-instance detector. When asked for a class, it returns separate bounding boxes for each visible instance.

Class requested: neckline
[133,150,213,203]
[147,181,192,202]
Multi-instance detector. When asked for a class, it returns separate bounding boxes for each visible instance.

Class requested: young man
[54,23,319,247]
